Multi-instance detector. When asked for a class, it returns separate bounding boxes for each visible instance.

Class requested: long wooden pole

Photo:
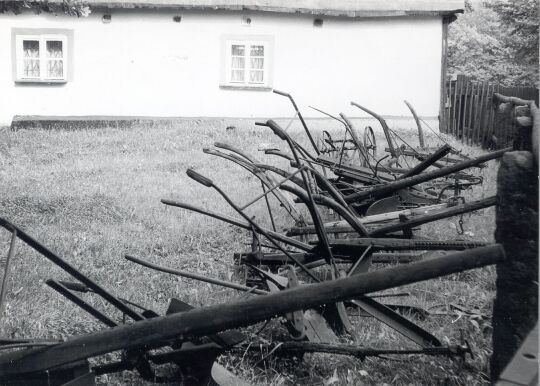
[344,147,510,203]
[0,245,505,377]
[0,230,17,319]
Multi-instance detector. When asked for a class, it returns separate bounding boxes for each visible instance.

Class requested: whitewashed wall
[0,9,443,125]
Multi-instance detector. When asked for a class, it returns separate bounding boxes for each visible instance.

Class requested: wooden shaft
[0,245,505,377]
[0,230,17,320]
[239,166,305,210]
[125,255,268,295]
[404,100,425,149]
[161,199,311,251]
[344,147,510,203]
[371,196,496,236]
[0,219,144,322]
[351,101,396,157]
[398,144,452,179]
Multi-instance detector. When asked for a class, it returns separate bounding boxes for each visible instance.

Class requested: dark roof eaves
[86,3,464,18]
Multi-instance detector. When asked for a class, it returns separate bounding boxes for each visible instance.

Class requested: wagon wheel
[363,126,377,159]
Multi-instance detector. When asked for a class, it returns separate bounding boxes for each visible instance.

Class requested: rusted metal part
[267,177,439,346]
[398,144,452,179]
[370,196,496,236]
[363,126,378,159]
[273,89,319,155]
[0,218,144,322]
[0,245,504,379]
[262,341,472,359]
[237,237,487,267]
[243,253,423,268]
[344,148,510,203]
[203,146,304,223]
[125,254,268,295]
[346,245,373,276]
[46,280,118,328]
[161,199,311,251]
[340,113,373,169]
[351,101,396,158]
[350,296,440,347]
[288,161,352,210]
[404,100,425,149]
[185,168,320,282]
[384,147,480,168]
[326,237,489,254]
[286,202,451,236]
[317,154,394,184]
[284,267,306,340]
[279,184,370,237]
[239,166,307,211]
[264,148,294,161]
[258,120,337,268]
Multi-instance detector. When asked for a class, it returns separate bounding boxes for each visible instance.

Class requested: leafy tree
[448,0,539,86]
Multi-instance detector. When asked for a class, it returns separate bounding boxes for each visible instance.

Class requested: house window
[14,33,68,82]
[222,37,272,89]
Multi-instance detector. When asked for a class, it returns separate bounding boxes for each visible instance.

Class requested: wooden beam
[0,245,504,378]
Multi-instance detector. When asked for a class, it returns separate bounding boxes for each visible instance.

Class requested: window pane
[231,70,244,82]
[250,45,264,57]
[24,60,40,77]
[23,40,39,58]
[46,40,63,58]
[231,56,245,70]
[250,57,264,70]
[47,59,64,78]
[231,45,245,56]
[249,70,264,83]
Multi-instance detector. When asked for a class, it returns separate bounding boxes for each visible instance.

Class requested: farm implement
[0,218,504,385]
[0,90,514,385]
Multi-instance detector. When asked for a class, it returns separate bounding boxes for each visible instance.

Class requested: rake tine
[185,169,320,282]
[0,218,145,322]
[161,199,311,251]
[125,255,268,295]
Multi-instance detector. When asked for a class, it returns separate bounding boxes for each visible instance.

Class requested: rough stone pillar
[491,151,538,381]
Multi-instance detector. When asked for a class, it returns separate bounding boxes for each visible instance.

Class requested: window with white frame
[15,34,68,82]
[225,40,269,87]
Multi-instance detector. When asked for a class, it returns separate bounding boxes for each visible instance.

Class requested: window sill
[220,84,272,91]
[15,79,67,84]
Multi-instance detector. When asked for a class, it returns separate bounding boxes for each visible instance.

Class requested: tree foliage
[0,1,90,17]
[448,0,539,86]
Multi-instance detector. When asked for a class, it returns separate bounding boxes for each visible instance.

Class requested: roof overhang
[1,0,465,18]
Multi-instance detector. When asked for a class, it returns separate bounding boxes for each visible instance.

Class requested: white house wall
[0,10,443,125]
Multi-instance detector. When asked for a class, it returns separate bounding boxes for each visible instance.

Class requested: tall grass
[0,118,498,385]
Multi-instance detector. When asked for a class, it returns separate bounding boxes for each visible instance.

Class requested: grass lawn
[0,118,499,385]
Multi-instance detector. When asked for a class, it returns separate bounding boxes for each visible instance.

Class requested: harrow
[0,90,510,385]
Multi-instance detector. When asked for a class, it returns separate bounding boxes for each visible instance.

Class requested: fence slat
[452,78,458,137]
[474,81,485,145]
[442,75,538,149]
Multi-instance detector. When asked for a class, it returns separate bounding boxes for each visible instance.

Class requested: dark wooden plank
[446,79,453,134]
[467,82,476,145]
[344,148,510,203]
[461,79,470,142]
[477,81,486,144]
[0,245,505,378]
[452,78,459,136]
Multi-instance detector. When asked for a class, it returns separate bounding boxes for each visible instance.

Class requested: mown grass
[0,118,498,385]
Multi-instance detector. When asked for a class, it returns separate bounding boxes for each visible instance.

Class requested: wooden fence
[440,75,539,149]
